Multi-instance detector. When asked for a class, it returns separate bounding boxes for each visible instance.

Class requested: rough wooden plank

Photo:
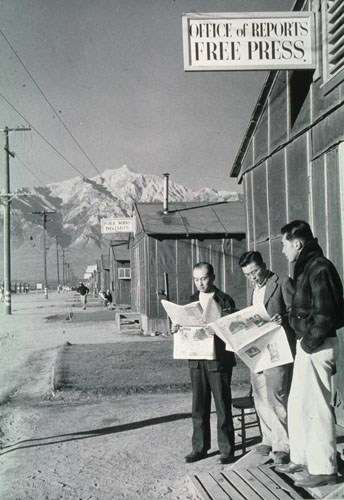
[188,474,212,500]
[250,466,299,500]
[222,470,264,500]
[216,472,247,500]
[258,465,303,500]
[197,473,230,500]
[235,468,280,500]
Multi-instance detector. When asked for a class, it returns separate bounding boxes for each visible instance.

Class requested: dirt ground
[0,292,251,500]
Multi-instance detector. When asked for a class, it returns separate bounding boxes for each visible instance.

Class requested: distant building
[130,200,246,333]
[109,240,131,305]
[230,0,344,422]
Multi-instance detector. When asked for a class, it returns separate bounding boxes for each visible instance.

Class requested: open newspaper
[161,298,219,360]
[161,299,293,372]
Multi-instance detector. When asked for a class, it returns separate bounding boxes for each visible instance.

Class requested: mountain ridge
[0,165,241,283]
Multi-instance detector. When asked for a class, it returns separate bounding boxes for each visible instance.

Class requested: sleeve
[221,294,236,316]
[301,268,339,353]
[281,277,294,313]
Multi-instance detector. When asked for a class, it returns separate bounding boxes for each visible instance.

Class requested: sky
[0,0,295,193]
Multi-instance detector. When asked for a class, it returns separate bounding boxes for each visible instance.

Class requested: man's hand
[171,323,180,334]
[204,325,215,336]
[270,313,282,325]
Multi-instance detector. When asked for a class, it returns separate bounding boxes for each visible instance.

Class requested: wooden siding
[286,134,310,221]
[269,72,288,151]
[267,150,288,239]
[130,236,246,323]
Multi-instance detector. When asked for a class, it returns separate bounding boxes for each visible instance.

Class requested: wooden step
[189,465,304,500]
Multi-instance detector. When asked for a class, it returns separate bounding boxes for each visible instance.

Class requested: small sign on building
[182,12,315,71]
[101,218,133,234]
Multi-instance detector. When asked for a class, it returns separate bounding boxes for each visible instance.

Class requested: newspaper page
[161,299,216,360]
[209,303,293,372]
[172,327,215,360]
[160,300,204,327]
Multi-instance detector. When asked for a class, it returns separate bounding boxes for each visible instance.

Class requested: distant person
[77,282,89,310]
[276,220,344,487]
[104,290,113,306]
[238,251,295,465]
[0,286,4,302]
[99,289,112,307]
[174,262,236,465]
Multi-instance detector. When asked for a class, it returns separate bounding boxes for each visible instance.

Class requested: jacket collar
[294,238,323,278]
[250,271,276,305]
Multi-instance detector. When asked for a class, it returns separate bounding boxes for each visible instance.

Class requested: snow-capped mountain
[0,166,241,284]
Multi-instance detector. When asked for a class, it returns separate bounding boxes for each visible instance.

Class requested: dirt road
[0,292,250,500]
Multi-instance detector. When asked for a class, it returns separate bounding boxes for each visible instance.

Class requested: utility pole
[62,249,66,287]
[31,210,56,299]
[56,236,60,292]
[1,126,31,315]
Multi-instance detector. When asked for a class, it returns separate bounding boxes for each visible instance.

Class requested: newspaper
[161,299,218,360]
[210,303,293,372]
[161,299,293,371]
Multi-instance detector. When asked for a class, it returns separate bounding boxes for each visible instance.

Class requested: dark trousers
[190,361,234,456]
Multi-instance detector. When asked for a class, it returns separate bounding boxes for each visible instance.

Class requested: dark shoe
[254,444,272,455]
[217,454,235,465]
[184,451,207,463]
[275,462,306,474]
[294,473,337,487]
[273,451,290,465]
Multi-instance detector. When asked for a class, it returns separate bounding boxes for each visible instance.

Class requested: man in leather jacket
[276,220,344,488]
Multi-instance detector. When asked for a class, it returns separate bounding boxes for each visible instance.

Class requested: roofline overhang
[229,0,308,181]
[145,232,246,241]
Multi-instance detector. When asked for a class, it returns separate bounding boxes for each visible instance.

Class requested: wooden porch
[188,424,344,500]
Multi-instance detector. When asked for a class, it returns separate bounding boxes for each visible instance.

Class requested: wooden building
[230,0,344,421]
[130,200,246,334]
[109,240,131,306]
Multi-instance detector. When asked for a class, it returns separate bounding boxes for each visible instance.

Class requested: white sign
[101,218,133,234]
[182,12,315,71]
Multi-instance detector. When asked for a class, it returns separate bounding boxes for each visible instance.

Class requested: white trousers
[288,338,338,475]
[251,364,292,453]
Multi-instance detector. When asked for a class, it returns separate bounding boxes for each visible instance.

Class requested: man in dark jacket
[77,282,89,310]
[182,262,236,465]
[239,251,295,465]
[276,220,344,487]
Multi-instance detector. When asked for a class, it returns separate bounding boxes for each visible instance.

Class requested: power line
[0,28,102,176]
[0,29,118,198]
[0,91,118,199]
[13,154,47,185]
[0,90,86,177]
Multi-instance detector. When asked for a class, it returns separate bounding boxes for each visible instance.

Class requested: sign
[101,218,133,234]
[182,12,315,71]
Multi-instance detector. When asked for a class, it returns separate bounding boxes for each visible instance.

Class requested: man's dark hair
[281,220,314,242]
[193,262,214,276]
[238,251,265,268]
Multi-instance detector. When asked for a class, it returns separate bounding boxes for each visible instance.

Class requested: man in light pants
[239,251,295,465]
[276,220,344,487]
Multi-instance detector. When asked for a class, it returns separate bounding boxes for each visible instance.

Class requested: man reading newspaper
[172,262,236,464]
[238,251,295,466]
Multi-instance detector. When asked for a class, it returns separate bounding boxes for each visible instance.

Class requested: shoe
[273,451,290,465]
[217,454,235,465]
[184,451,207,463]
[294,473,337,487]
[254,444,272,455]
[275,462,306,474]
